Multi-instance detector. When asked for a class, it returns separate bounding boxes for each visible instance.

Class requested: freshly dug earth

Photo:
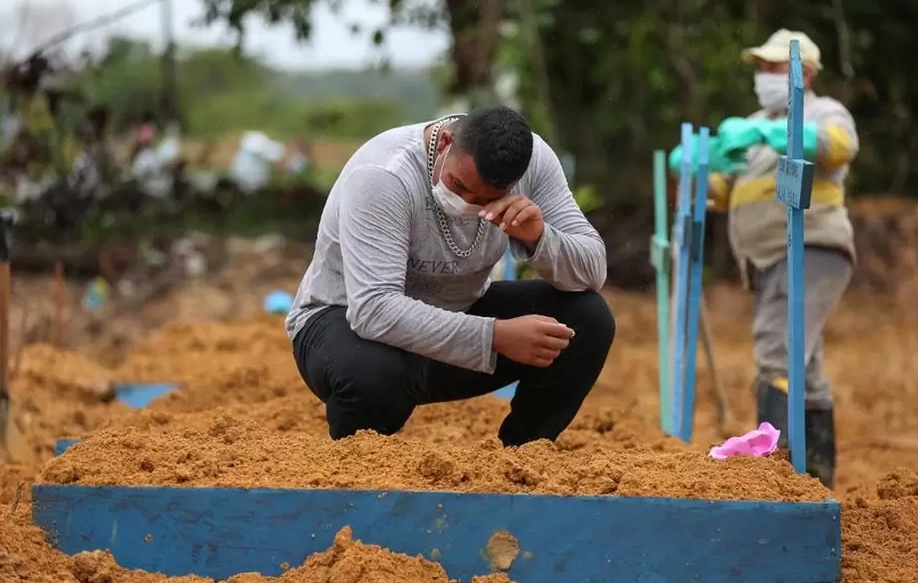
[841,469,918,583]
[0,463,35,508]
[99,391,680,454]
[112,319,302,414]
[3,286,918,581]
[40,421,828,501]
[7,344,128,463]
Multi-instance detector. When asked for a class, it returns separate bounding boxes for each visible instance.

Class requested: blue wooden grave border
[32,484,841,583]
[116,382,179,408]
[669,123,694,437]
[775,40,815,473]
[678,128,711,443]
[54,439,80,456]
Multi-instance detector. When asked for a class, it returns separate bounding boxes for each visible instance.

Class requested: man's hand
[479,194,544,245]
[493,315,574,367]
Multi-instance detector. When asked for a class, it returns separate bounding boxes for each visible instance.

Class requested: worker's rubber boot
[804,408,836,489]
[756,379,790,449]
[756,379,836,489]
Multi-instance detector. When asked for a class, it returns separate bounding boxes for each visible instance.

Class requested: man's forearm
[347,291,498,373]
[512,224,607,292]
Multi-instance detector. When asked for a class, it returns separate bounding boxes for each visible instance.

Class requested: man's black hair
[453,105,533,189]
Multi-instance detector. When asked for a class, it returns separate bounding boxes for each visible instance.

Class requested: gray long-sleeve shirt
[285,116,607,373]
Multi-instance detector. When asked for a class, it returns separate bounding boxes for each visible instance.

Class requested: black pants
[292,280,616,446]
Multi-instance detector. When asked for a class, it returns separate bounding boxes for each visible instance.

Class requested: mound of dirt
[98,391,684,457]
[40,417,828,501]
[840,468,918,583]
[7,317,682,467]
[8,344,128,462]
[0,507,87,583]
[0,462,36,506]
[267,527,515,583]
[113,319,304,415]
[17,343,113,398]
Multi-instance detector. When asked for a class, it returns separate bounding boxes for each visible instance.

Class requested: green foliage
[507,0,918,198]
[132,0,918,196]
[573,185,603,214]
[75,36,438,141]
[501,1,761,199]
[81,38,164,125]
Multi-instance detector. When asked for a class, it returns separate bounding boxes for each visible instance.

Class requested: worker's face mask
[754,72,789,112]
[432,145,485,219]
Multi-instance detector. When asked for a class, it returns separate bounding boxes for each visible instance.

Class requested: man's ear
[437,129,455,154]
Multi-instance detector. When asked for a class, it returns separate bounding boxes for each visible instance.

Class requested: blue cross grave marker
[667,123,710,441]
[678,126,710,443]
[775,40,815,475]
[670,123,693,436]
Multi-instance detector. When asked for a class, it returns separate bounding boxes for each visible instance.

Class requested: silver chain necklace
[426,117,486,258]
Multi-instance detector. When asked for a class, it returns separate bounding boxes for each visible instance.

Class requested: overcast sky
[1,0,450,70]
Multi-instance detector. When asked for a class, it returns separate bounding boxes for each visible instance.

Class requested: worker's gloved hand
[714,146,748,175]
[716,117,767,157]
[668,135,746,176]
[758,119,819,161]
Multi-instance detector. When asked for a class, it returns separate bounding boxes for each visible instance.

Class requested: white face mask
[431,145,484,219]
[754,72,789,112]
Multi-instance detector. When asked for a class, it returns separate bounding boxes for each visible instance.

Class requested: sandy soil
[1,272,917,582]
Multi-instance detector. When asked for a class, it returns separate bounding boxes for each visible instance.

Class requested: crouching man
[285,106,615,446]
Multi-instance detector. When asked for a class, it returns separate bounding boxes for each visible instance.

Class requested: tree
[198,0,501,97]
[196,0,918,199]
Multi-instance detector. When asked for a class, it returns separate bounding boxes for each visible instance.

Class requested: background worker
[286,106,615,446]
[704,30,858,488]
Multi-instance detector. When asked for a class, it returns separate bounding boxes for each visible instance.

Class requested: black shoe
[804,408,836,489]
[756,380,789,449]
[756,381,836,488]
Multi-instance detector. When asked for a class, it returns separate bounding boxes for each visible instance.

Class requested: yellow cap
[741,29,822,70]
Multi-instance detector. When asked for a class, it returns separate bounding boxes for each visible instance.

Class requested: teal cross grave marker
[775,40,815,474]
[650,150,671,433]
